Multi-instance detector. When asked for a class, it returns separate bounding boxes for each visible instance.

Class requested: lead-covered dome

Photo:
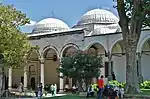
[77,9,119,25]
[32,18,70,33]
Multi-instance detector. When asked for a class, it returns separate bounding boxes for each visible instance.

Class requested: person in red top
[97,75,104,99]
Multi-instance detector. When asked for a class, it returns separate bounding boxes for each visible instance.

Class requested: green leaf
[0,4,32,69]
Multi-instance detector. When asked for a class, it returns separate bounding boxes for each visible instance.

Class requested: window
[105,62,109,77]
[21,76,24,84]
[105,61,113,78]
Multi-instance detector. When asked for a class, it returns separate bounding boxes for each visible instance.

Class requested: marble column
[137,52,143,83]
[107,52,112,81]
[40,58,45,88]
[8,67,12,90]
[24,66,28,91]
[59,59,64,93]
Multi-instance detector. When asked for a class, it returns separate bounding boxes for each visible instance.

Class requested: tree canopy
[57,51,103,91]
[0,4,32,68]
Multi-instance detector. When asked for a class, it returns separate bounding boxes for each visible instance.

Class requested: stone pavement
[10,91,66,99]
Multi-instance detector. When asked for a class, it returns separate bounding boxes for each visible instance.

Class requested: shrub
[140,80,150,89]
[107,80,150,89]
[108,80,125,88]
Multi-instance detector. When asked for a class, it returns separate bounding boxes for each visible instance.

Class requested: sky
[1,0,117,33]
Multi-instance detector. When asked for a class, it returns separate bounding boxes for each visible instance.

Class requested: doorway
[31,77,35,90]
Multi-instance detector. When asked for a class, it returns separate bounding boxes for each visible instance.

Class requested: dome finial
[51,11,54,17]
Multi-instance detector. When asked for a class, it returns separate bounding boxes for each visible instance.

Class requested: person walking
[18,82,23,98]
[97,75,104,99]
[54,84,57,96]
[38,83,43,99]
[51,84,55,97]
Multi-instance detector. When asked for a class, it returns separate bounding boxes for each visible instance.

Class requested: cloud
[25,20,36,26]
[20,20,36,33]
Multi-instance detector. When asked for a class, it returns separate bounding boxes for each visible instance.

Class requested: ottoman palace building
[6,8,150,91]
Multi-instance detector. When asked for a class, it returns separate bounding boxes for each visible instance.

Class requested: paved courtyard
[10,91,66,98]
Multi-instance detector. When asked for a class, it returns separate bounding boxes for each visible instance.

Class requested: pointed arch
[60,43,79,58]
[109,38,123,53]
[137,34,150,52]
[84,41,107,53]
[42,45,59,58]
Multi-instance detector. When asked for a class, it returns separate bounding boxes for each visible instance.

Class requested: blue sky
[2,0,117,33]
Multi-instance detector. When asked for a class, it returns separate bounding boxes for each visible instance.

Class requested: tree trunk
[76,80,84,93]
[116,0,145,94]
[0,67,5,96]
[125,34,140,94]
[85,78,92,91]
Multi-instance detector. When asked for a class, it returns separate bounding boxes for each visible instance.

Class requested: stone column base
[24,87,27,91]
[8,87,12,91]
[58,89,64,93]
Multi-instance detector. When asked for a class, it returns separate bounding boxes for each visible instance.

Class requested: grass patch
[140,89,150,95]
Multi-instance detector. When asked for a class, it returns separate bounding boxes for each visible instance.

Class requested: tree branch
[130,0,146,42]
[117,0,129,40]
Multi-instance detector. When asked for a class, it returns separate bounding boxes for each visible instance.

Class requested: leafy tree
[114,0,150,93]
[0,4,32,91]
[57,51,103,91]
[0,4,31,68]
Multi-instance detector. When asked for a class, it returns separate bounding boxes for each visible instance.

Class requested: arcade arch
[87,43,106,56]
[111,40,126,82]
[86,43,106,83]
[141,38,150,80]
[43,46,59,86]
[60,44,79,89]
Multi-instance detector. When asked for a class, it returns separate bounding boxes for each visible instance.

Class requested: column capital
[40,57,44,64]
[106,51,112,60]
[136,52,142,59]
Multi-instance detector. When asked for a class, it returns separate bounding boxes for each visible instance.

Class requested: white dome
[77,9,119,25]
[32,18,69,33]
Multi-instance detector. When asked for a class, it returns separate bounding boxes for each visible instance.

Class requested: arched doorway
[31,77,36,90]
[43,46,59,87]
[111,40,125,82]
[141,38,150,80]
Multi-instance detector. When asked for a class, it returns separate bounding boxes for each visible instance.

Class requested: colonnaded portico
[6,8,150,91]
